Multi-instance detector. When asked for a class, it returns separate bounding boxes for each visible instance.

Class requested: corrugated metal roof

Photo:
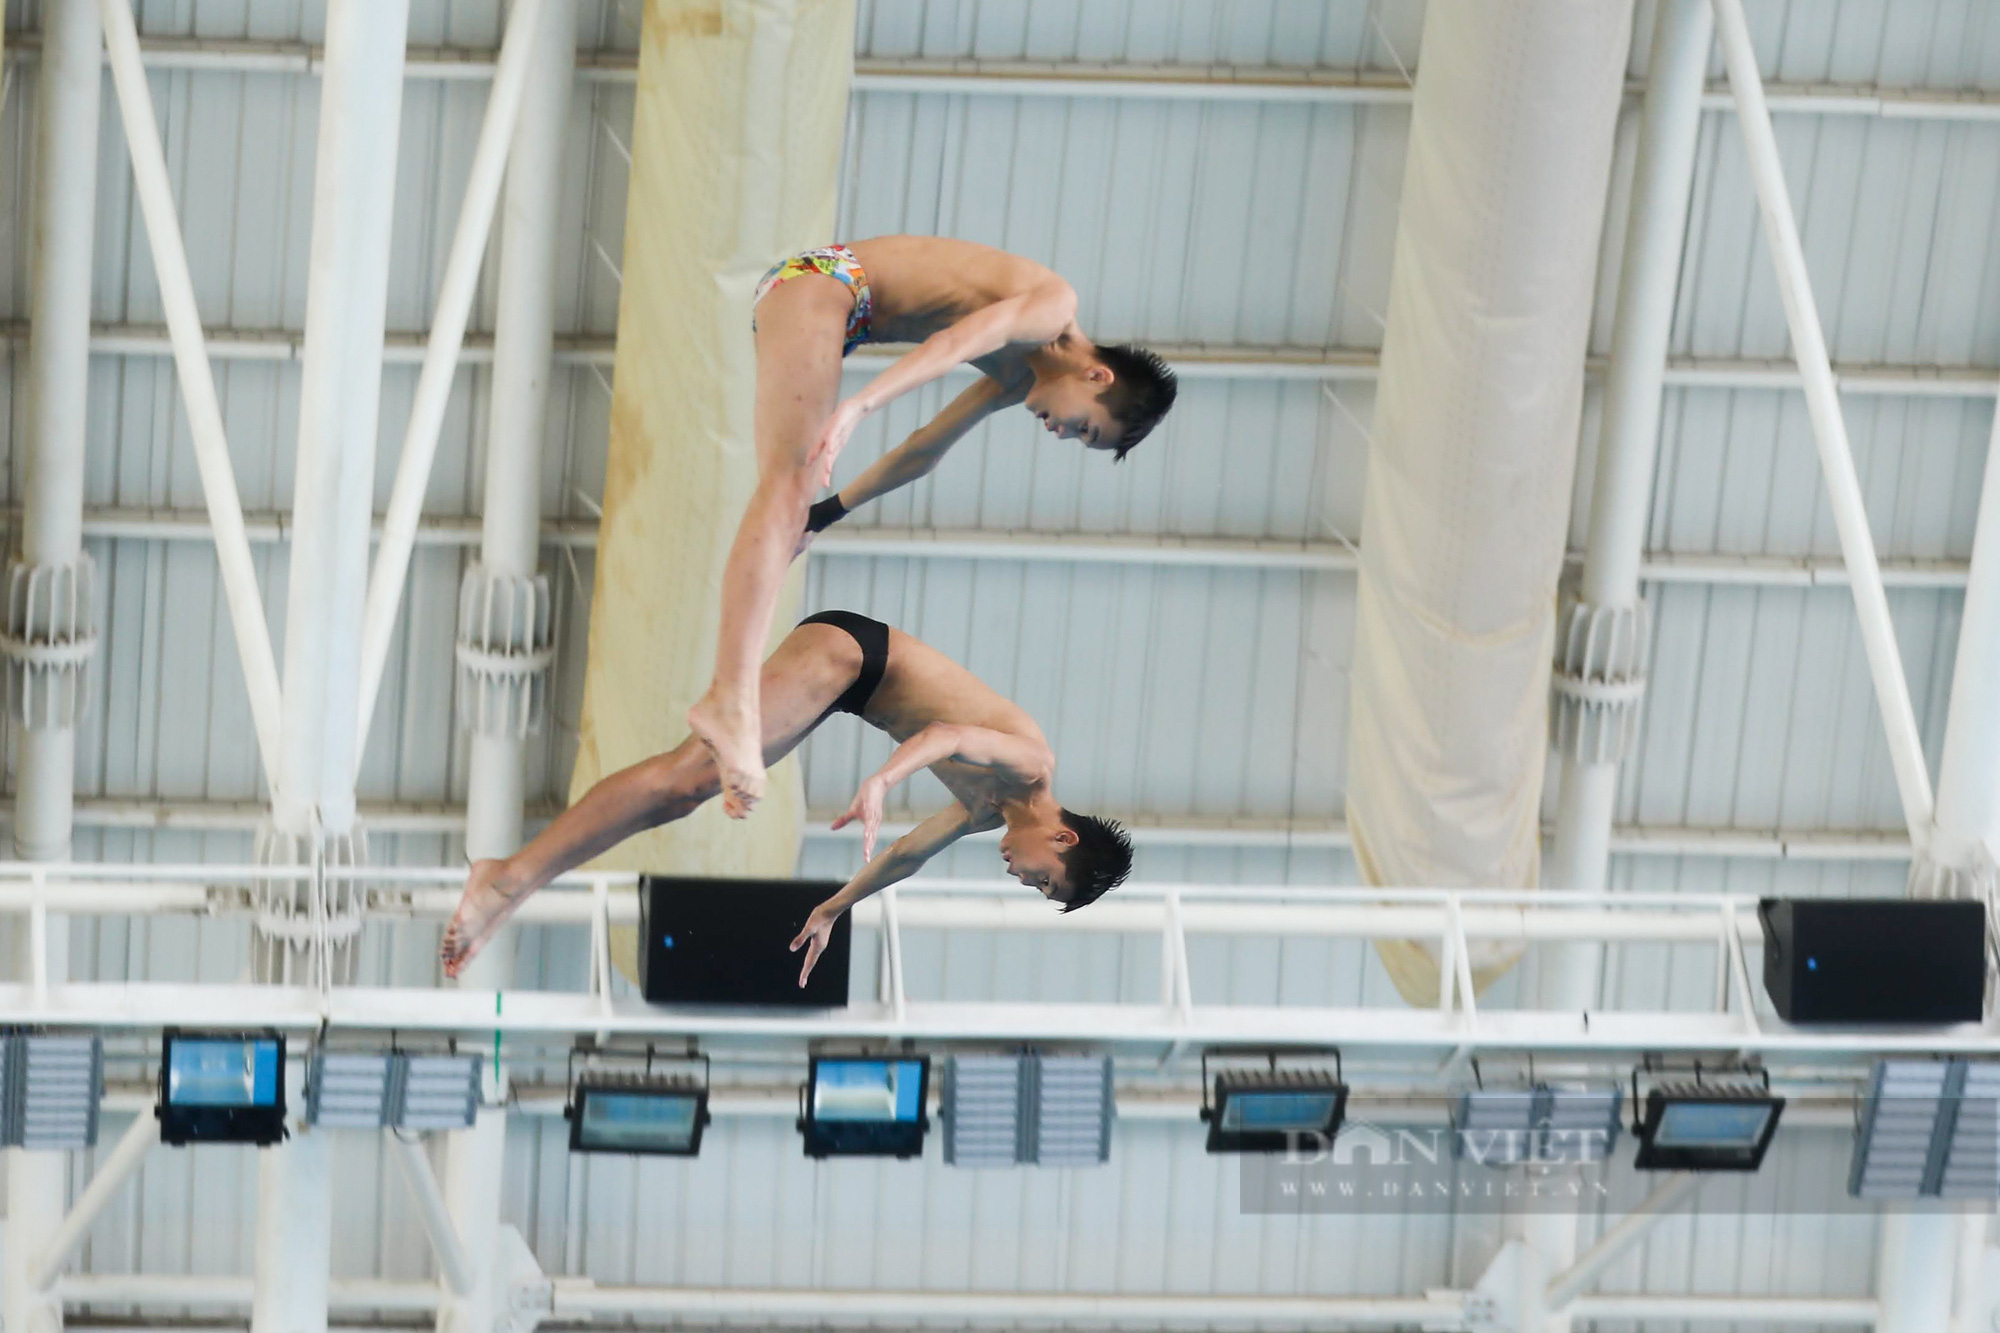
[4,0,1999,1319]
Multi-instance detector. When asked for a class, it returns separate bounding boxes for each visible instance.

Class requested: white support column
[249,0,408,991]
[355,0,547,762]
[1710,0,1936,846]
[457,0,575,991]
[252,9,407,1333]
[1544,0,1712,1013]
[10,0,102,865]
[6,6,101,1330]
[1876,1212,1957,1333]
[250,1104,333,1333]
[438,1109,508,1331]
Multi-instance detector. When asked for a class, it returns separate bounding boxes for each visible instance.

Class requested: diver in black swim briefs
[441,612,1133,985]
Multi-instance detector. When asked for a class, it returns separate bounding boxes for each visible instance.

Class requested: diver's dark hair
[1093,344,1178,460]
[1055,810,1134,912]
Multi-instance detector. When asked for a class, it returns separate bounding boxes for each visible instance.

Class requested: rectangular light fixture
[1453,1083,1622,1167]
[1632,1081,1784,1172]
[568,1074,710,1156]
[941,1054,1025,1167]
[306,1051,481,1132]
[1850,1059,2000,1199]
[1204,1069,1347,1155]
[0,1033,103,1151]
[1026,1054,1114,1167]
[158,1029,286,1147]
[941,1053,1115,1168]
[394,1055,482,1132]
[800,1055,930,1159]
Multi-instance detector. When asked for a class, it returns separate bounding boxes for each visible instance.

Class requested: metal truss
[0,862,1993,1068]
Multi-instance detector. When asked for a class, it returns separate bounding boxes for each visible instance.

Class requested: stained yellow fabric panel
[571,0,856,975]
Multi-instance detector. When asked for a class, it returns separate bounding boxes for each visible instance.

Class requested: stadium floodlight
[157,1029,286,1147]
[0,1033,103,1151]
[1850,1058,2000,1199]
[1201,1050,1347,1155]
[564,1047,712,1157]
[941,1052,1115,1168]
[569,1074,711,1156]
[1453,1081,1622,1167]
[1631,1062,1783,1172]
[800,1054,930,1159]
[305,1050,481,1132]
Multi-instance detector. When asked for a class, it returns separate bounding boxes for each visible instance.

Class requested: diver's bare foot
[686,691,766,819]
[441,858,527,979]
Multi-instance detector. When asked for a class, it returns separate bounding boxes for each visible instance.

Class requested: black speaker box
[1758,897,1986,1025]
[638,875,852,1008]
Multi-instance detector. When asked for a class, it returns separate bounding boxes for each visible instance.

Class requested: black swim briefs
[799,609,890,719]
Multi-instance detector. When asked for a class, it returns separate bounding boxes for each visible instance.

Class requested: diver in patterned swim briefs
[687,235,1180,822]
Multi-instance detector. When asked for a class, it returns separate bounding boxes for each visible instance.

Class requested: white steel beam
[59,1275,439,1312]
[1711,0,1935,848]
[14,317,2000,396]
[355,0,545,767]
[43,1272,1888,1320]
[1544,1173,1703,1311]
[1565,1295,1877,1323]
[0,796,1922,861]
[27,1111,159,1294]
[8,855,2000,1061]
[386,1133,474,1298]
[96,0,283,780]
[13,32,2000,121]
[3,504,1984,588]
[549,1283,1471,1327]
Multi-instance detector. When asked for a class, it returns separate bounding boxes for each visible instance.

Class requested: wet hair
[1055,810,1134,912]
[1092,344,1178,460]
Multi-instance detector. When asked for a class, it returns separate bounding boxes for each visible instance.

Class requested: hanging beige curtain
[571,0,856,974]
[1345,0,1633,1005]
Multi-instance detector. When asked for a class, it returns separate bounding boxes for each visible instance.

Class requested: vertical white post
[1953,1212,1988,1332]
[438,1109,508,1331]
[250,1103,333,1333]
[1544,0,1712,1013]
[273,0,410,842]
[6,6,101,1330]
[253,6,407,1328]
[12,0,102,866]
[1877,1212,1958,1333]
[1711,0,1936,845]
[458,0,576,993]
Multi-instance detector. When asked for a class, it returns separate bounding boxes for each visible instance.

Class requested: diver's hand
[789,903,840,987]
[808,400,866,489]
[830,775,888,862]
